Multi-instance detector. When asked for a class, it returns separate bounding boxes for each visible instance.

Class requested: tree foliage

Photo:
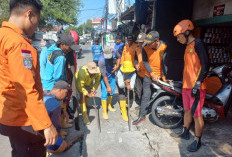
[0,0,82,27]
[66,19,93,36]
[0,0,10,25]
[40,0,82,27]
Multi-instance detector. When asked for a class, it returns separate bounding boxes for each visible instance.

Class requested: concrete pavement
[0,43,232,157]
[50,44,155,157]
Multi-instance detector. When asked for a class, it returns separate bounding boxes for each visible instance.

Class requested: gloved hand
[191,81,201,97]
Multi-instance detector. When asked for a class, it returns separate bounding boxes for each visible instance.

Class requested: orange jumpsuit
[0,22,52,131]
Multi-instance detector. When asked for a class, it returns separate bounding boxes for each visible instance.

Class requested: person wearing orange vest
[0,0,57,156]
[117,34,137,121]
[133,31,167,125]
[172,19,208,152]
[134,33,147,106]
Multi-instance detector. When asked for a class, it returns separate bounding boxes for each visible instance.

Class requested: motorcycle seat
[169,81,183,88]
[205,93,213,100]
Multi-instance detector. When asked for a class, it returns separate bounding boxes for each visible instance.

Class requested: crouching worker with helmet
[75,62,101,125]
[172,19,208,152]
[98,46,121,119]
[43,81,83,153]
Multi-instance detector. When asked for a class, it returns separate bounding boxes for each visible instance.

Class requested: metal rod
[93,97,101,133]
[127,89,131,131]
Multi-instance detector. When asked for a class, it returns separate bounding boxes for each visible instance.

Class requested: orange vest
[120,43,137,65]
[0,22,52,131]
[144,43,167,77]
[183,41,206,89]
[136,46,147,78]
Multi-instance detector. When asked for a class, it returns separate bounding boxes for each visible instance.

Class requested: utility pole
[105,0,108,32]
[128,0,130,8]
[105,0,108,46]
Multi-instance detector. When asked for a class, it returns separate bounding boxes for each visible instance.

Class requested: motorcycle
[149,64,232,129]
[76,45,83,59]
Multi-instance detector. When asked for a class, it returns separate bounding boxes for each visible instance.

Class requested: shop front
[152,0,232,82]
[192,0,232,94]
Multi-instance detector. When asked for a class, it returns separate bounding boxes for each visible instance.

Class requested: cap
[87,62,100,74]
[103,46,113,59]
[136,33,146,42]
[120,61,136,73]
[58,33,80,51]
[127,34,133,41]
[53,80,71,91]
[145,31,159,43]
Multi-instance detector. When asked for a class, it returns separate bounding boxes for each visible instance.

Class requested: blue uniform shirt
[91,44,103,61]
[40,46,48,80]
[98,50,121,78]
[114,42,125,55]
[41,44,66,90]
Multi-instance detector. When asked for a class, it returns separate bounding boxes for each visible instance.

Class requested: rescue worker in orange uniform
[134,33,147,106]
[0,0,57,156]
[133,31,167,125]
[117,34,137,121]
[172,19,208,152]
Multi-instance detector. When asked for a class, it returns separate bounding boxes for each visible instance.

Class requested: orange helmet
[173,19,194,36]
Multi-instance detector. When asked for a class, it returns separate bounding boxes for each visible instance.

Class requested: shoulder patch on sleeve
[21,49,32,69]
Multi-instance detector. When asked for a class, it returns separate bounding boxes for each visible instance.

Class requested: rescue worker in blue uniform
[91,38,103,65]
[114,35,125,55]
[98,46,121,119]
[42,33,79,91]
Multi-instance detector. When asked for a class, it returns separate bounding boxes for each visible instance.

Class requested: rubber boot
[107,96,116,112]
[101,100,109,119]
[120,100,128,121]
[80,103,90,125]
[85,97,93,108]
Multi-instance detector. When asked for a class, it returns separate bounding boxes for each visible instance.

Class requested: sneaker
[132,116,146,125]
[170,127,190,140]
[187,139,201,152]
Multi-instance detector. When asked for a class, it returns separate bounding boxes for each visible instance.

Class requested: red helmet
[69,30,79,44]
[173,19,194,36]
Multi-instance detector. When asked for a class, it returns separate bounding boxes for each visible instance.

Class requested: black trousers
[0,123,46,157]
[117,83,133,107]
[140,76,152,116]
[70,65,79,113]
[134,75,144,105]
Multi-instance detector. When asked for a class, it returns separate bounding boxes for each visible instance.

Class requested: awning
[195,14,232,26]
[121,4,135,21]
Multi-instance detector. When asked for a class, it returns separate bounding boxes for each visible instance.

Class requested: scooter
[76,45,83,59]
[149,64,232,129]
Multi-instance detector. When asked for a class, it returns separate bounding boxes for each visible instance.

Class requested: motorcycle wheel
[151,95,183,129]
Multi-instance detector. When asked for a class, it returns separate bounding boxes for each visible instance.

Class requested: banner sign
[91,17,103,24]
[213,4,225,17]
